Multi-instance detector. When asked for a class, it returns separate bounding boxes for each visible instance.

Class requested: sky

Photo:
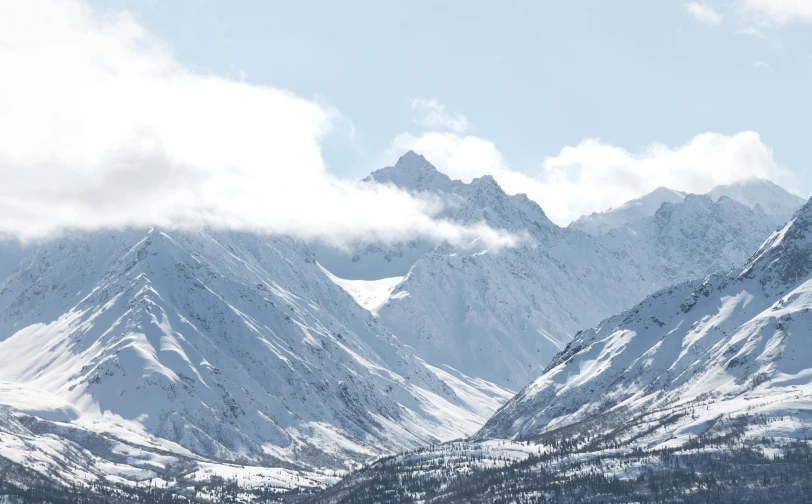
[1,0,810,243]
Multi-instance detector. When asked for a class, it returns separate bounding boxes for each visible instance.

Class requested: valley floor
[309,416,812,504]
[4,413,812,503]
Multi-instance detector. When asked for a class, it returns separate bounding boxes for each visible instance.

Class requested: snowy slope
[479,196,812,445]
[570,187,687,235]
[0,229,511,486]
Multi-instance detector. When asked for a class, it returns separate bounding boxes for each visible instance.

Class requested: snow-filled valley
[0,152,810,502]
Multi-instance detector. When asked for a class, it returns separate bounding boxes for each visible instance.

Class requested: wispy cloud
[0,0,517,251]
[753,60,772,70]
[739,26,768,39]
[410,98,472,134]
[685,2,724,25]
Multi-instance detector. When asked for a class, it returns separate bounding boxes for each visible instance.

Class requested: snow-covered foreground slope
[0,229,510,491]
[364,152,781,388]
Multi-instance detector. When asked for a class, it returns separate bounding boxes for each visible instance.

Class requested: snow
[0,383,80,422]
[318,263,403,315]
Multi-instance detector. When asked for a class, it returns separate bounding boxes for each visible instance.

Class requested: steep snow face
[479,197,812,443]
[570,187,687,235]
[0,229,508,474]
[709,178,806,226]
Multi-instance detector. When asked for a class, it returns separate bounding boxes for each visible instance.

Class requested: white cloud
[410,99,472,134]
[742,0,812,25]
[685,3,724,25]
[753,60,772,70]
[0,0,518,250]
[390,131,795,226]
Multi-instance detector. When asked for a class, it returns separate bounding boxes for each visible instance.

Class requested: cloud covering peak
[0,0,518,251]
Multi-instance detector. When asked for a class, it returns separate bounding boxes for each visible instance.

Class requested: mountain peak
[394,150,432,169]
[364,151,461,193]
[470,174,500,189]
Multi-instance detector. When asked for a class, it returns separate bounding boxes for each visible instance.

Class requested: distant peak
[364,151,459,193]
[394,150,435,171]
[471,174,499,187]
[468,175,506,198]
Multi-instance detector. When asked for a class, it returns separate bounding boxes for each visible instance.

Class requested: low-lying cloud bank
[0,0,519,250]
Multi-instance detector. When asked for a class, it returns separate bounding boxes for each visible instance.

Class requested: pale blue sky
[91,0,812,213]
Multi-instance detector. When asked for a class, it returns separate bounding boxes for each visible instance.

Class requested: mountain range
[0,151,808,501]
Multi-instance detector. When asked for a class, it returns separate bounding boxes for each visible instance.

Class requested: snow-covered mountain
[570,187,687,235]
[0,229,510,491]
[347,152,783,388]
[479,195,812,443]
[570,178,804,236]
